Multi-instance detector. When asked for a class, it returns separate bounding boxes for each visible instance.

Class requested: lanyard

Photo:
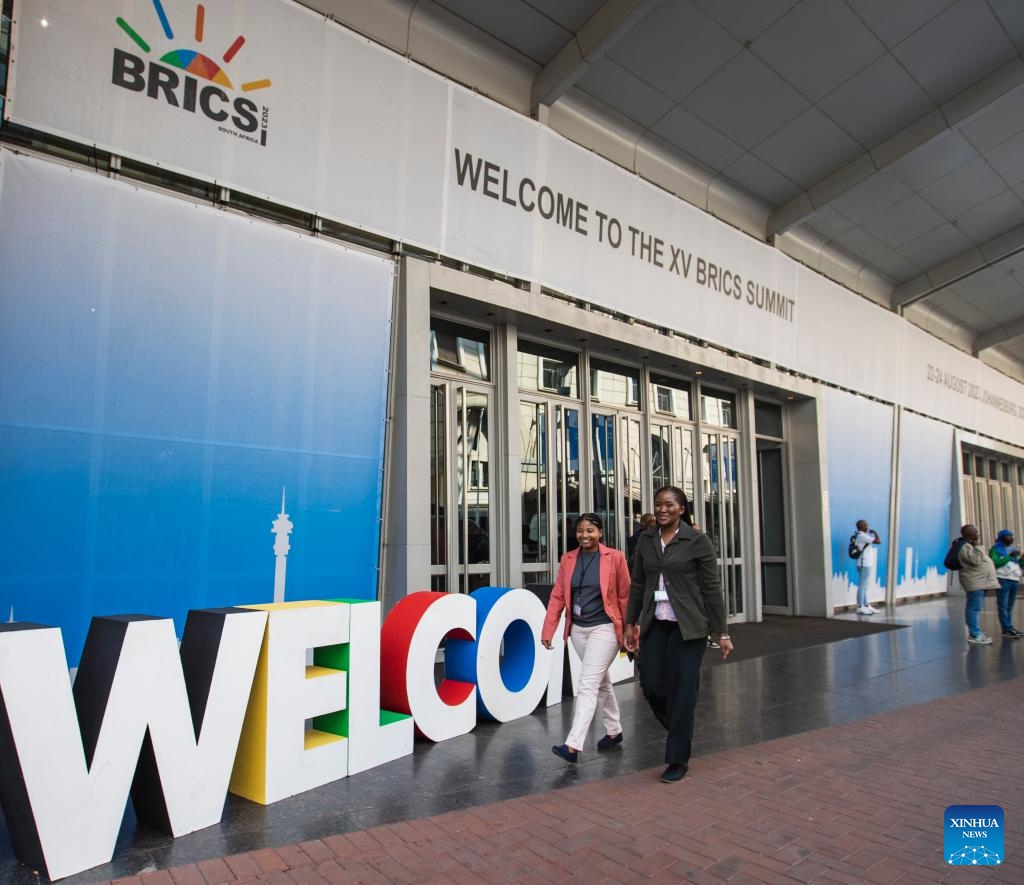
[574,550,598,590]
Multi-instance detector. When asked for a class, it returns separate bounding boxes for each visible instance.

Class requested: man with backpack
[954,524,1000,645]
[851,519,881,614]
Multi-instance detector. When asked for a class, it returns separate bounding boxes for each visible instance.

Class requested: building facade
[3,0,1024,667]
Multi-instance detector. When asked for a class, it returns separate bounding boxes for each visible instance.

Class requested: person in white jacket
[958,524,1000,645]
[853,520,881,614]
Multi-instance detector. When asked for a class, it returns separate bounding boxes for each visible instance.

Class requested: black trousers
[638,620,706,765]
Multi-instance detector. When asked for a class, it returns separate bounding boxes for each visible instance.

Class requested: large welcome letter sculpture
[0,610,266,880]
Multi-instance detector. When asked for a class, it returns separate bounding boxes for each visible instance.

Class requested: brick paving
[99,676,1022,884]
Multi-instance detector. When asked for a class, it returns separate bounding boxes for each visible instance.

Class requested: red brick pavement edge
[99,676,1023,884]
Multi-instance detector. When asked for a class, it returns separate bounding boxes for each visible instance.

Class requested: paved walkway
[98,674,1023,885]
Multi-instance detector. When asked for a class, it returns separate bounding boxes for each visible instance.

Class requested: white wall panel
[8,0,1024,444]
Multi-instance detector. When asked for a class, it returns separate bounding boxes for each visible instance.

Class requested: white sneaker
[865,605,879,614]
[967,633,993,645]
[856,605,872,614]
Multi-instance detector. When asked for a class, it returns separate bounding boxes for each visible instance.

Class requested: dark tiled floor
[2,596,1022,884]
[97,675,1023,884]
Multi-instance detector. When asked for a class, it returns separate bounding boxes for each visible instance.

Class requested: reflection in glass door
[520,401,548,581]
[702,432,743,619]
[591,413,619,549]
[519,400,580,581]
[651,422,696,507]
[429,385,448,587]
[589,411,644,552]
[555,405,581,559]
[458,388,491,592]
[591,413,616,548]
[429,381,493,593]
[621,415,643,554]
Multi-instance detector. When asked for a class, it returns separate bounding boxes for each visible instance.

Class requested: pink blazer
[541,543,631,647]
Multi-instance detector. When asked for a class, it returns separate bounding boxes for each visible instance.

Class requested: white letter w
[0,610,266,880]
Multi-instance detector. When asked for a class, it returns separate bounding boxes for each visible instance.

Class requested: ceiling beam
[767,59,1024,239]
[531,0,661,115]
[974,315,1024,355]
[891,223,1024,310]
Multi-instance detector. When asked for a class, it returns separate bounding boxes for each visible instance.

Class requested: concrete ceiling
[305,0,1024,380]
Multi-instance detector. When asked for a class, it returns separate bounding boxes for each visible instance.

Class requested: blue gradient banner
[0,152,395,665]
[824,389,893,608]
[897,412,953,597]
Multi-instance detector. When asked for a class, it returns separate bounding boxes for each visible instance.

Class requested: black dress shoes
[660,763,688,783]
[552,744,578,763]
[596,732,624,751]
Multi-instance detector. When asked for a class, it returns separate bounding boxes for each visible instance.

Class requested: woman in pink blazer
[541,513,631,763]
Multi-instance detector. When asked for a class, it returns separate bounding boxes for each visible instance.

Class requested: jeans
[996,579,1019,632]
[565,622,621,750]
[857,564,874,607]
[964,589,986,636]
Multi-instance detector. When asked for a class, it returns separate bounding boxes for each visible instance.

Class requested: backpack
[847,534,862,559]
[943,537,967,571]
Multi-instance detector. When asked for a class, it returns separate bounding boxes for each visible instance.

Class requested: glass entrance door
[757,441,790,612]
[519,400,580,582]
[430,381,494,593]
[701,431,743,619]
[591,412,619,549]
[651,421,696,508]
[590,411,642,551]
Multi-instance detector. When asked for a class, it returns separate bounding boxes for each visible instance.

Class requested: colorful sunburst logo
[115,0,271,94]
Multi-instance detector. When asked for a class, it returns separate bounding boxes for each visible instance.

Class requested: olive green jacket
[626,524,726,641]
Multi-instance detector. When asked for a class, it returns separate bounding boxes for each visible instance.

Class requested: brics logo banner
[112,0,272,147]
[945,805,1003,865]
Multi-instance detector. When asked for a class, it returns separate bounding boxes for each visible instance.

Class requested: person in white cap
[853,519,881,614]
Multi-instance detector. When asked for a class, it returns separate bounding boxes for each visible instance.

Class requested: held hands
[623,624,638,654]
[540,639,553,650]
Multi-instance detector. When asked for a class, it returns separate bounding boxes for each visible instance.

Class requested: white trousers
[565,622,621,750]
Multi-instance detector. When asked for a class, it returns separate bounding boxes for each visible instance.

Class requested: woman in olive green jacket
[624,486,732,782]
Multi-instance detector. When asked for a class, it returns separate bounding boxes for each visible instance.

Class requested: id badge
[573,602,582,617]
[653,589,669,602]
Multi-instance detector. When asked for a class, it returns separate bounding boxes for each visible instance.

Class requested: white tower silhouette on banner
[271,488,293,603]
